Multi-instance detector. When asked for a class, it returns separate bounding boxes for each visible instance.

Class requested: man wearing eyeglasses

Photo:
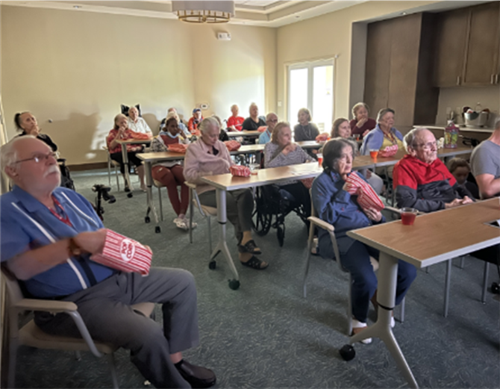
[393,127,473,213]
[0,136,216,388]
[258,112,278,144]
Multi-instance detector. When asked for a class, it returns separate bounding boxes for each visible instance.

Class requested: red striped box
[91,230,152,275]
[230,165,251,177]
[346,172,385,212]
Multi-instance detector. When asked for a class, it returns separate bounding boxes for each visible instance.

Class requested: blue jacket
[311,170,385,257]
[360,124,403,155]
[1,186,116,298]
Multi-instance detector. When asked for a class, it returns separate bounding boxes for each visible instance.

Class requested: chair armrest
[308,216,334,233]
[185,182,196,190]
[14,298,77,313]
[384,206,401,215]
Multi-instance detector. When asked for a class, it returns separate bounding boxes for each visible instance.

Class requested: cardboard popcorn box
[91,230,152,275]
[230,165,251,177]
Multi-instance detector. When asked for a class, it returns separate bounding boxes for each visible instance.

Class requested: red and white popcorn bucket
[230,165,251,177]
[343,172,385,212]
[91,230,152,275]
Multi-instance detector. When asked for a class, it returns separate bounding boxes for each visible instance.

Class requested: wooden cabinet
[463,2,500,86]
[364,14,438,127]
[433,2,500,87]
[433,9,469,87]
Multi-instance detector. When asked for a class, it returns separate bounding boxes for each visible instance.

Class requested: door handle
[456,76,461,86]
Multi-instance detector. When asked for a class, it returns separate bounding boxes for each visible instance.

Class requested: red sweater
[227,116,244,131]
[350,118,376,138]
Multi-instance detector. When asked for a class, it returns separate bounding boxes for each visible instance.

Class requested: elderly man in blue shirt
[0,136,216,388]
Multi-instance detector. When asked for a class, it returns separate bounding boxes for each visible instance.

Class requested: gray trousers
[34,268,199,388]
[198,189,254,243]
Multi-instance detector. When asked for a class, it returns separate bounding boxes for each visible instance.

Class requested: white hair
[199,117,220,134]
[1,135,37,168]
[403,127,430,153]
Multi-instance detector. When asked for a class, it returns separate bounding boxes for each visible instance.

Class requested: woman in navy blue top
[311,138,416,342]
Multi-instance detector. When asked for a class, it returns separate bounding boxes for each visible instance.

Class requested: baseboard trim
[67,162,108,171]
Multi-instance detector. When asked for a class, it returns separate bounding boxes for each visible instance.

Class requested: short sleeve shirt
[471,140,500,180]
[1,186,116,298]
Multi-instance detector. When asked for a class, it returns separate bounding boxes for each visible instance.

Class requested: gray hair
[322,138,356,171]
[351,102,369,119]
[1,135,37,168]
[199,117,220,134]
[403,127,430,153]
[266,112,277,121]
[376,108,395,123]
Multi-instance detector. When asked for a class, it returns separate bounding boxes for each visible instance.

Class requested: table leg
[212,188,240,290]
[349,252,419,388]
[121,146,133,191]
[143,161,160,232]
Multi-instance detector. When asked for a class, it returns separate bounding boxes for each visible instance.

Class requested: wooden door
[433,8,469,87]
[364,20,392,116]
[463,2,500,86]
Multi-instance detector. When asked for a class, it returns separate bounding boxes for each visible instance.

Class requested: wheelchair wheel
[252,187,272,236]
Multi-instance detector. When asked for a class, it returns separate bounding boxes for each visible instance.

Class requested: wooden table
[372,145,472,168]
[226,130,261,137]
[200,159,376,289]
[116,138,152,194]
[346,198,500,388]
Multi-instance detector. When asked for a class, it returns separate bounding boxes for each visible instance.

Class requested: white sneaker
[352,319,372,344]
[390,316,395,329]
[174,218,196,231]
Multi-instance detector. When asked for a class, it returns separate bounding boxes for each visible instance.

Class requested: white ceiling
[1,1,493,28]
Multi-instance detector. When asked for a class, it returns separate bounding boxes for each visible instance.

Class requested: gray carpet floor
[11,169,500,388]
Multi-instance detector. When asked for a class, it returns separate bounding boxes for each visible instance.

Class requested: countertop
[415,125,493,133]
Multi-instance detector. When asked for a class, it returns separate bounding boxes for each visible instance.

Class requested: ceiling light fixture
[172,1,234,24]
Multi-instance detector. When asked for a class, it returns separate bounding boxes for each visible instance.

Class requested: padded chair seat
[19,302,154,354]
[153,179,164,188]
[200,204,217,217]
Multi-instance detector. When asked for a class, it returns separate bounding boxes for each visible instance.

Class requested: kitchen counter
[415,125,493,133]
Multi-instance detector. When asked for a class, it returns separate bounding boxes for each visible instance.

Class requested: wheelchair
[252,183,309,247]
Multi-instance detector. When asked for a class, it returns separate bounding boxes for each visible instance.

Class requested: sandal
[238,239,262,255]
[240,255,268,270]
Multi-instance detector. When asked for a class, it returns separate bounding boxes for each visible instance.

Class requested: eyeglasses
[268,119,278,123]
[13,151,57,164]
[414,141,437,151]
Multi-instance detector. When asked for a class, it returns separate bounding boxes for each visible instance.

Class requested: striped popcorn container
[346,172,385,212]
[91,230,152,275]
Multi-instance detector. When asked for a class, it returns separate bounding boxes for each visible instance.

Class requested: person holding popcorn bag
[311,138,416,343]
[0,136,217,388]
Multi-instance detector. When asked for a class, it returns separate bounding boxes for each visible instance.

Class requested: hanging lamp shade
[171,1,235,23]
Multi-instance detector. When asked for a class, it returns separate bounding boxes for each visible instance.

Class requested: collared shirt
[0,186,116,298]
[127,117,152,135]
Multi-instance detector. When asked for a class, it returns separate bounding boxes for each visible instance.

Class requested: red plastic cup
[356,134,360,141]
[370,150,379,159]
[400,208,418,226]
[317,153,323,167]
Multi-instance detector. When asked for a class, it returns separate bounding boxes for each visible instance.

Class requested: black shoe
[238,239,262,255]
[175,360,216,388]
[124,186,130,192]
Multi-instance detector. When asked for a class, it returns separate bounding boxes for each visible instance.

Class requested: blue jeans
[321,239,417,323]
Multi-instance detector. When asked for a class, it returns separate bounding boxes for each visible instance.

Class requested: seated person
[471,117,500,199]
[15,112,58,152]
[151,116,193,231]
[227,104,244,131]
[258,113,278,144]
[106,114,147,192]
[331,118,384,195]
[447,158,480,200]
[360,108,404,156]
[168,107,185,124]
[312,138,416,341]
[127,107,153,138]
[350,102,376,140]
[393,128,473,212]
[242,103,266,131]
[188,108,204,133]
[161,111,190,138]
[264,122,314,218]
[184,117,268,270]
[0,136,216,389]
[293,108,320,142]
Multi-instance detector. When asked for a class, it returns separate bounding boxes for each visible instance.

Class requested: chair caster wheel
[155,226,161,233]
[127,193,133,198]
[339,345,355,361]
[145,216,150,223]
[208,261,216,270]
[228,279,240,290]
[491,282,500,295]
